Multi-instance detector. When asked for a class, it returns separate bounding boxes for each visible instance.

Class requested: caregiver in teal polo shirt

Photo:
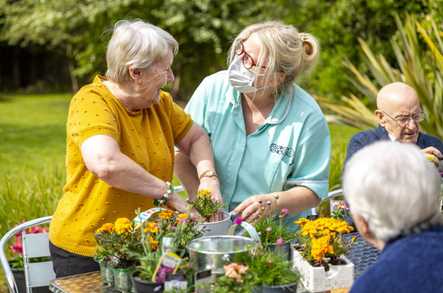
[175,21,330,222]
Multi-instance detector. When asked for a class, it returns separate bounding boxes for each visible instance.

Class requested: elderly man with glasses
[346,82,443,162]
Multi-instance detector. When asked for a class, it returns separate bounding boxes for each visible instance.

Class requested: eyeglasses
[381,110,425,126]
[234,41,267,70]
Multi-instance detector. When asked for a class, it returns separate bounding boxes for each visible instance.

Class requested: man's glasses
[381,110,425,126]
[234,41,267,70]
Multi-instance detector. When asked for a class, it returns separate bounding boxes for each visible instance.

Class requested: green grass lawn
[0,93,359,290]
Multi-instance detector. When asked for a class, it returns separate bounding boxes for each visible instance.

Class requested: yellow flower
[148,236,159,251]
[114,218,133,234]
[158,209,174,220]
[144,221,159,234]
[297,217,354,261]
[176,213,189,223]
[294,217,309,226]
[197,189,212,199]
[96,223,114,233]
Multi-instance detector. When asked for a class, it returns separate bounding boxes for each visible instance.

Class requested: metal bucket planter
[112,267,135,292]
[197,212,232,236]
[187,235,257,275]
[292,249,354,292]
[265,241,292,261]
[99,260,114,287]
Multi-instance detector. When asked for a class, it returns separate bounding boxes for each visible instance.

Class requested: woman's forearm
[174,151,200,198]
[82,134,166,199]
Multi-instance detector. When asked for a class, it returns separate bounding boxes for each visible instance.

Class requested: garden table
[48,271,349,293]
[47,233,376,293]
[49,271,111,293]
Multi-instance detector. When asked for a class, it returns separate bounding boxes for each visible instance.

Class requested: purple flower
[280,208,289,218]
[234,216,243,225]
[155,265,174,284]
[275,238,285,246]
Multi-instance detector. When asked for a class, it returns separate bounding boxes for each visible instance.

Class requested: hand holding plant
[187,189,224,222]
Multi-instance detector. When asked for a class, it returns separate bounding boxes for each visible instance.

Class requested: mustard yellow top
[49,76,193,256]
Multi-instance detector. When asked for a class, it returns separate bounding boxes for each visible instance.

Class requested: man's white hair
[343,141,442,242]
[106,19,178,83]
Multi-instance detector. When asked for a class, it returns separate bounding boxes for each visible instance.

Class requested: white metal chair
[0,216,55,293]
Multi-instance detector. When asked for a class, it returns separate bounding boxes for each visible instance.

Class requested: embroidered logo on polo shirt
[269,143,294,159]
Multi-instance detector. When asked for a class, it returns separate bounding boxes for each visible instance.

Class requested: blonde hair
[106,20,178,83]
[228,21,319,92]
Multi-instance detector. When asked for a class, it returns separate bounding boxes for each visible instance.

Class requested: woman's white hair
[343,141,442,242]
[106,20,178,83]
[228,21,319,93]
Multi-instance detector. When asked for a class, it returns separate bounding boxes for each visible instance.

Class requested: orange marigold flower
[144,221,159,234]
[176,213,189,223]
[114,218,133,234]
[148,236,159,251]
[96,223,114,234]
[158,209,174,220]
[197,189,212,198]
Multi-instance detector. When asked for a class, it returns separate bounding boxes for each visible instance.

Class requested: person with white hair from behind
[343,141,443,293]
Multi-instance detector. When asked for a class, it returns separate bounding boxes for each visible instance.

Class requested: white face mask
[228,55,261,93]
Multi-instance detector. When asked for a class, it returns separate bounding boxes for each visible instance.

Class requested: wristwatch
[198,170,218,180]
[153,181,173,207]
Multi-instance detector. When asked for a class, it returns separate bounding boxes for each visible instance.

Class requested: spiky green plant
[319,14,443,139]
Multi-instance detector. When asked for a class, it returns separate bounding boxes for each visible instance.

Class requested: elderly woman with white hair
[343,141,443,293]
[175,21,330,223]
[48,20,221,277]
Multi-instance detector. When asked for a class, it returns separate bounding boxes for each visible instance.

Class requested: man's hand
[422,146,443,159]
[422,147,442,166]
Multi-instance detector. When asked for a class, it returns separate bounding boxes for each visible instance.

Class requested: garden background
[1,0,443,291]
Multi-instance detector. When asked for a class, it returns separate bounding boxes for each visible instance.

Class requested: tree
[0,0,284,97]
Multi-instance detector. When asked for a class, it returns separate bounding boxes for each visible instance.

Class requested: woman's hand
[233,194,276,223]
[198,177,224,221]
[167,192,204,221]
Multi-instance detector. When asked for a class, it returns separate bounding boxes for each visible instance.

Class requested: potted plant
[293,217,355,292]
[212,249,299,293]
[253,208,295,260]
[132,210,201,293]
[95,217,142,292]
[95,222,116,287]
[188,189,230,236]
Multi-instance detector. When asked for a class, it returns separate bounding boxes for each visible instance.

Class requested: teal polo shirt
[186,71,330,218]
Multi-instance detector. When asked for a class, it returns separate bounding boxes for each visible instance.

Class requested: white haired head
[106,20,178,83]
[343,141,442,243]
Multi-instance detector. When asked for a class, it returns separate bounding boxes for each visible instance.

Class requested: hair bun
[299,33,319,62]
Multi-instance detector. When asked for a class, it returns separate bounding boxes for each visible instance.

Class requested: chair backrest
[22,231,55,292]
[0,216,53,293]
